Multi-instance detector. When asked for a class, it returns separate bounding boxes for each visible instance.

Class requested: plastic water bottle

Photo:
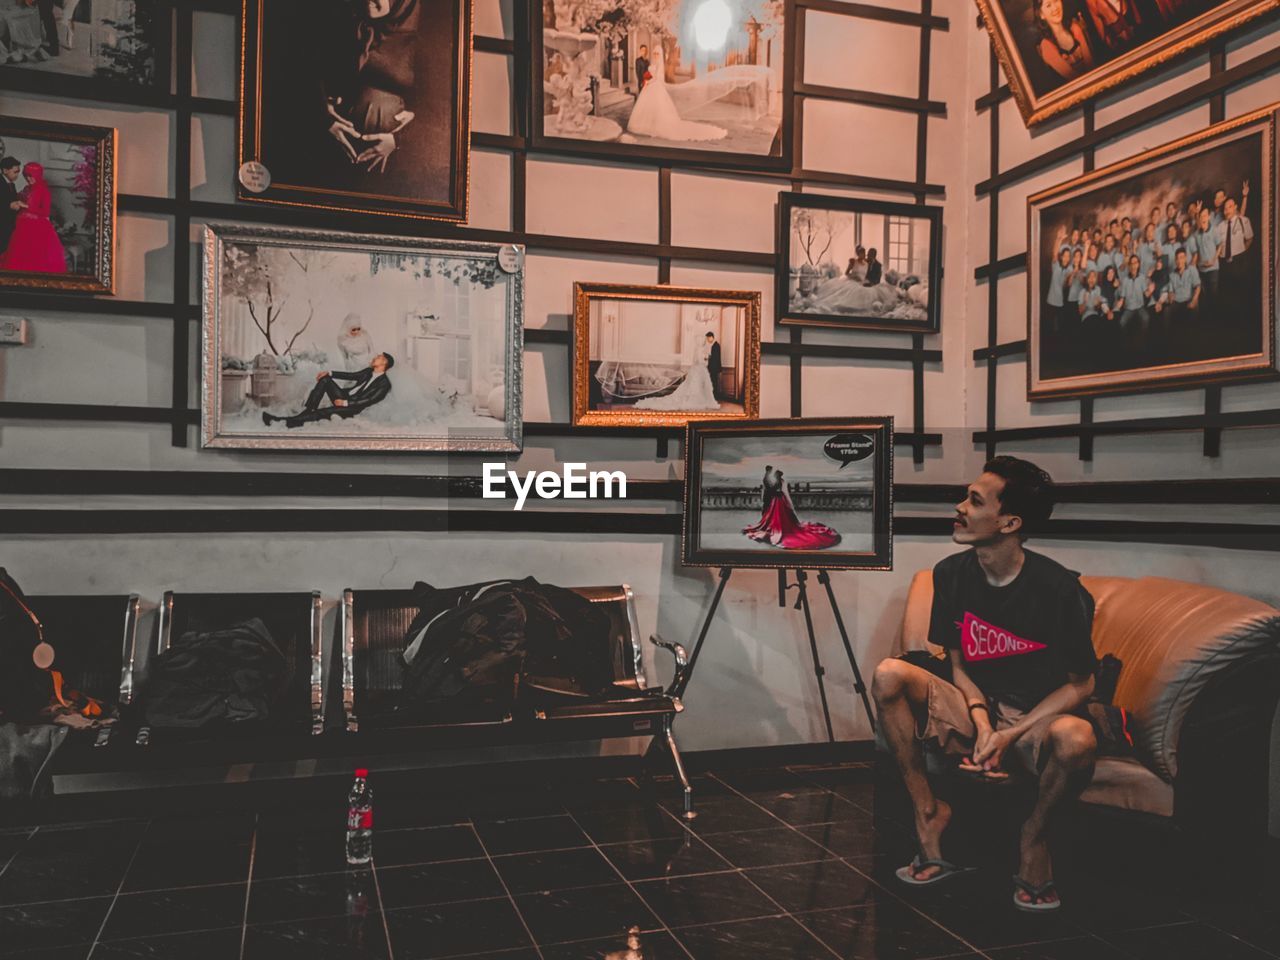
[346,768,373,865]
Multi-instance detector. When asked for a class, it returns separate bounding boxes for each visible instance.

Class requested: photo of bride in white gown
[626,47,726,143]
[634,339,719,410]
[574,284,760,427]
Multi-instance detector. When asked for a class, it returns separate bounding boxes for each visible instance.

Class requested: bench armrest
[650,633,689,699]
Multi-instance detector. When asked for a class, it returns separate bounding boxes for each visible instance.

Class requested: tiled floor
[0,761,1276,959]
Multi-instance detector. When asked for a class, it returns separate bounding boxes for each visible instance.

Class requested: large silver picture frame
[201,223,523,452]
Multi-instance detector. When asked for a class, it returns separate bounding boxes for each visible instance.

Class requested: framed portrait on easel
[682,417,894,570]
[238,0,473,222]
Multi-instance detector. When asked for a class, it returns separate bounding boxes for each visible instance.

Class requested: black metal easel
[676,567,876,741]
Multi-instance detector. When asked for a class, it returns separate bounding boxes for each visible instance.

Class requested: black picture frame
[776,191,943,333]
[0,0,172,105]
[682,417,894,570]
[527,0,795,172]
[238,0,473,223]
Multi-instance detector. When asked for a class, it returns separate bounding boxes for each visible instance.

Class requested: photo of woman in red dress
[0,162,69,274]
[742,469,842,550]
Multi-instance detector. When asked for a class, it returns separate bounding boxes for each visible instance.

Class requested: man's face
[1,166,17,183]
[640,45,647,55]
[953,473,1018,545]
[1176,251,1187,269]
[1128,256,1140,276]
[372,354,388,372]
[1214,190,1226,209]
[1225,198,1238,219]
[1199,209,1211,230]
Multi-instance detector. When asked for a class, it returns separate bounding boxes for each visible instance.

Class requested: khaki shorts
[917,672,1065,776]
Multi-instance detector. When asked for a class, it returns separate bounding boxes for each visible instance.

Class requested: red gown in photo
[743,483,842,550]
[0,164,69,275]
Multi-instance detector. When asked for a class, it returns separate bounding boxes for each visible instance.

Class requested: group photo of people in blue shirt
[1035,137,1264,381]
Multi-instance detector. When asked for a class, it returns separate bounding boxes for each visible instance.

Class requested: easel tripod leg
[818,570,876,733]
[795,570,836,743]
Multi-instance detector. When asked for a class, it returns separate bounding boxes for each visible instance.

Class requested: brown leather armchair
[895,570,1280,834]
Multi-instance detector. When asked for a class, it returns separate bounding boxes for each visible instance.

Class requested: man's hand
[334,399,348,408]
[316,371,330,381]
[972,728,1015,772]
[9,201,22,211]
[355,110,415,173]
[325,98,360,162]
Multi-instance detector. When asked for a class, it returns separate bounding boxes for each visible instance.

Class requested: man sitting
[872,456,1098,912]
[263,353,394,429]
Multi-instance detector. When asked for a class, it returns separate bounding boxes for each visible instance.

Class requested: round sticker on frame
[238,161,272,194]
[498,245,523,274]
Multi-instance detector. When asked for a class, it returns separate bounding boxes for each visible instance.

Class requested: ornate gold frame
[571,282,762,428]
[975,0,1280,127]
[1026,104,1277,400]
[0,116,116,295]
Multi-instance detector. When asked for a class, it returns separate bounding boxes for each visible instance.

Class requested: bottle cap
[355,768,368,777]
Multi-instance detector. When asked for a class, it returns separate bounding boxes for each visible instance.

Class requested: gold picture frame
[571,282,761,428]
[0,116,116,295]
[975,0,1279,127]
[1026,104,1276,400]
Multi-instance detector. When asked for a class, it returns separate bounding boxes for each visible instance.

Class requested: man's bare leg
[872,659,952,880]
[1017,715,1096,905]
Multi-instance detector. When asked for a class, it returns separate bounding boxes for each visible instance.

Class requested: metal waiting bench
[49,590,323,792]
[341,584,699,817]
[24,593,141,749]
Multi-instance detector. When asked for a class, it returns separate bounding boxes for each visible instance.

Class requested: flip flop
[895,854,973,887]
[1012,875,1062,912]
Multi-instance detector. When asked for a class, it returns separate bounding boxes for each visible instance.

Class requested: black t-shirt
[928,549,1098,711]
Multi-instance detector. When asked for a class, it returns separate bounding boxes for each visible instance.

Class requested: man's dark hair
[381,352,395,370]
[765,464,772,470]
[705,332,714,339]
[983,456,1054,540]
[0,157,18,172]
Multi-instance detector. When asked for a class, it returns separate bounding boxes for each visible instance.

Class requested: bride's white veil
[647,45,665,86]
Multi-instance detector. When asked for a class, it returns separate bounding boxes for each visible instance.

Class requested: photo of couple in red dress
[0,158,69,275]
[682,419,894,570]
[742,465,842,550]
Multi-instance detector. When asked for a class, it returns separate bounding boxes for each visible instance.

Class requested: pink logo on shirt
[960,612,1047,661]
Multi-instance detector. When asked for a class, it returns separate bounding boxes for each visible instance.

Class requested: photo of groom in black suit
[262,352,394,429]
[762,464,779,513]
[0,157,22,257]
[705,332,722,401]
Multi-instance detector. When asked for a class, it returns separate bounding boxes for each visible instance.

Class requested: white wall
[1,1,1278,755]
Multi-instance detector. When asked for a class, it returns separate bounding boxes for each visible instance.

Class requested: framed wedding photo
[529,0,793,170]
[976,0,1279,127]
[201,224,524,453]
[239,0,473,222]
[777,192,942,333]
[0,0,169,96]
[571,282,761,428]
[1027,105,1276,401]
[0,116,115,295]
[682,417,894,570]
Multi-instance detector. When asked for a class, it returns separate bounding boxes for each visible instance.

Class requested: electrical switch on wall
[0,316,29,345]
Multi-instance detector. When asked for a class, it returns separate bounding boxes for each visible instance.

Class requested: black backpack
[0,568,53,721]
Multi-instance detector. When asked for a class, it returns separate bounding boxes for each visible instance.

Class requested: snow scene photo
[541,0,785,157]
[203,228,522,452]
[786,200,935,327]
[696,432,876,554]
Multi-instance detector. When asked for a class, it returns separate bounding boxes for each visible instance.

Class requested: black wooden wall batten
[0,0,949,461]
[972,34,1280,460]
